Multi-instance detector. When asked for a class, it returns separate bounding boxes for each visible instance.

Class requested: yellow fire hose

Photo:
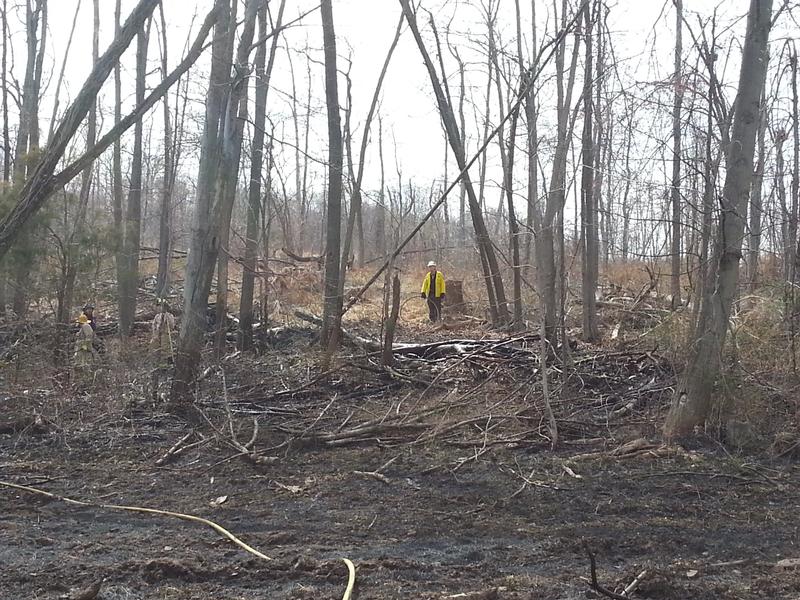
[0,480,356,599]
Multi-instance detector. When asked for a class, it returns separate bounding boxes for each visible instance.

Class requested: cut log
[446,279,465,312]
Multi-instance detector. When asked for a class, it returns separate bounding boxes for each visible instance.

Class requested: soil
[2,320,800,600]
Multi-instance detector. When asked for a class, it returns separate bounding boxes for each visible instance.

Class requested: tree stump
[446,280,465,312]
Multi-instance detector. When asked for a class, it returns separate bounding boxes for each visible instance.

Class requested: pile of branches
[179,313,676,472]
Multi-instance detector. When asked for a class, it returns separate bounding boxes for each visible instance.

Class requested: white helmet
[427,260,436,267]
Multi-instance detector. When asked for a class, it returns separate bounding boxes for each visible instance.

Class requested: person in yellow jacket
[421,260,446,322]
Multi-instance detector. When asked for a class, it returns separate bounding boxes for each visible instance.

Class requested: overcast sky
[7,0,782,227]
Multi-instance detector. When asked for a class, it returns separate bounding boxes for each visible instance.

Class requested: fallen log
[281,247,324,267]
[390,338,540,361]
[293,310,381,352]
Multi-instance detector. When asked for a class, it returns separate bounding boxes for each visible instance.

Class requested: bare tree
[580,0,599,342]
[0,0,5,308]
[55,0,99,354]
[515,0,538,276]
[594,6,610,269]
[669,0,683,308]
[535,0,583,342]
[664,0,773,439]
[320,0,345,349]
[620,102,633,262]
[155,2,174,298]
[0,0,162,261]
[119,21,151,336]
[748,76,768,287]
[9,0,47,316]
[13,0,45,182]
[214,0,260,359]
[791,47,800,283]
[776,127,788,274]
[285,44,300,252]
[112,0,125,304]
[1,0,8,183]
[171,0,236,399]
[239,0,286,351]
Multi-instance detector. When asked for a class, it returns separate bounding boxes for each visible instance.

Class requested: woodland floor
[2,310,800,599]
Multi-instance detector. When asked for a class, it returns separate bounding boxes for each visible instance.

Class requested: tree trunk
[300,57,312,255]
[286,46,300,253]
[748,87,767,287]
[46,1,81,145]
[664,0,773,439]
[155,2,173,298]
[514,0,539,282]
[778,133,789,276]
[791,49,800,284]
[375,116,387,258]
[13,0,41,182]
[538,3,581,342]
[382,273,400,367]
[170,0,234,400]
[320,0,345,350]
[621,110,633,261]
[260,140,274,322]
[56,0,98,358]
[691,93,717,335]
[504,112,524,328]
[595,12,609,269]
[1,0,8,182]
[119,22,150,337]
[580,0,599,342]
[789,49,800,284]
[477,25,492,220]
[669,0,683,308]
[112,0,125,307]
[213,0,259,359]
[30,0,46,154]
[240,0,284,351]
[10,0,46,318]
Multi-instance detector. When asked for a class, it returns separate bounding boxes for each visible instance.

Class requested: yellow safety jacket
[421,271,446,298]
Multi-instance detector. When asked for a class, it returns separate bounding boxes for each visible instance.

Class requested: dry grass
[603,260,660,293]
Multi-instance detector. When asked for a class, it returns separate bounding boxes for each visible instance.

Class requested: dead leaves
[271,476,317,495]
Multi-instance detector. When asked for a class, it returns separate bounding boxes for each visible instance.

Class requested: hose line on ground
[0,480,356,599]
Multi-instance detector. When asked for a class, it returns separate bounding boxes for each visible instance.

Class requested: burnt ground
[2,320,800,600]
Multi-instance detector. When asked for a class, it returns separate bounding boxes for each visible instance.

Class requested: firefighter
[420,260,446,323]
[73,313,97,386]
[151,299,176,369]
[81,302,105,353]
[82,303,97,331]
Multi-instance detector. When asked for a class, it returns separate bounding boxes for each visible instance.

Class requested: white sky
[8,0,787,244]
